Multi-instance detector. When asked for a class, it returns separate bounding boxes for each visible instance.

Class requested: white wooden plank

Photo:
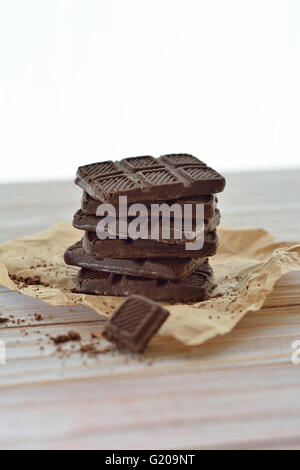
[1,363,300,449]
[0,171,299,449]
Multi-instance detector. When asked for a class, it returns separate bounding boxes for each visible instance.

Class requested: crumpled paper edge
[0,222,299,346]
[162,243,300,344]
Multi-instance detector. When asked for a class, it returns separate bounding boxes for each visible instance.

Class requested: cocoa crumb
[100,346,115,354]
[0,316,9,324]
[68,331,81,341]
[80,343,114,357]
[91,332,101,339]
[80,344,98,355]
[34,314,43,321]
[50,331,81,345]
[9,273,49,288]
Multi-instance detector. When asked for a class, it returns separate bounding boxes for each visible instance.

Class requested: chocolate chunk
[73,209,220,242]
[64,241,207,280]
[74,261,213,302]
[103,295,169,353]
[76,154,226,203]
[83,230,218,259]
[81,191,217,219]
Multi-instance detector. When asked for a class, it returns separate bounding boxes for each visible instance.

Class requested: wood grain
[0,170,300,450]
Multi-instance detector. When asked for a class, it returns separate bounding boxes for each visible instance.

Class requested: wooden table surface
[0,170,300,450]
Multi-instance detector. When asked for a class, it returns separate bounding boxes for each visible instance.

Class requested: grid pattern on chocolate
[109,296,156,332]
[94,174,138,193]
[161,153,206,166]
[121,155,162,170]
[81,161,120,181]
[103,295,169,352]
[178,166,223,181]
[76,154,225,203]
[138,168,179,185]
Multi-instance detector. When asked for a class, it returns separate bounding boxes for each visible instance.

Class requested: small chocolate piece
[83,230,218,259]
[103,295,169,353]
[73,209,220,243]
[64,241,208,280]
[74,262,213,302]
[76,154,226,203]
[81,191,217,219]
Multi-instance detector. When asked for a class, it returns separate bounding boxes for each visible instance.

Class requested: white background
[0,0,299,183]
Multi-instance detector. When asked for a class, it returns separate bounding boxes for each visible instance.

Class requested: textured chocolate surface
[76,154,226,203]
[83,230,218,258]
[64,241,207,280]
[103,295,169,353]
[73,208,220,243]
[81,191,217,219]
[74,262,214,302]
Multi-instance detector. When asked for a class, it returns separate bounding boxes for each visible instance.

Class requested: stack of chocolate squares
[64,154,226,303]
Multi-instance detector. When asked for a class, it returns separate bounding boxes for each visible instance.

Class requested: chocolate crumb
[91,333,101,339]
[80,344,98,355]
[80,343,115,357]
[9,273,49,288]
[68,331,81,341]
[50,331,81,345]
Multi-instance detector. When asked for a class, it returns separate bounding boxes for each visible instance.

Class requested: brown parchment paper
[0,222,300,346]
